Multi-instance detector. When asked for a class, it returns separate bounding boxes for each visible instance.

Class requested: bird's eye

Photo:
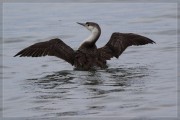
[87,24,89,26]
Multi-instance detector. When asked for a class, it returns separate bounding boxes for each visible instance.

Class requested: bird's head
[77,22,101,33]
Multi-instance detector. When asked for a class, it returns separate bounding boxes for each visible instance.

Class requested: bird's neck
[82,28,101,46]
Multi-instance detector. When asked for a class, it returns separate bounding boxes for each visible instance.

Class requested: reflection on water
[23,65,149,116]
[26,70,76,89]
[26,66,149,88]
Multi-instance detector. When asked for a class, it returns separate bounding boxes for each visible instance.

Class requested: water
[2,3,178,118]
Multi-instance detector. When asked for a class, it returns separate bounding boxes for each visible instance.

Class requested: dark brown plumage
[14,22,155,70]
[14,38,75,65]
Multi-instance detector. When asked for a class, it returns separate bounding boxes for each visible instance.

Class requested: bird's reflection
[23,65,150,115]
[28,70,77,87]
[25,65,150,98]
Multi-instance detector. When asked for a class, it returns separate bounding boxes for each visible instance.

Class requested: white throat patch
[78,27,100,48]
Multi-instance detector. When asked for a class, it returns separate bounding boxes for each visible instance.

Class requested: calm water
[2,3,178,118]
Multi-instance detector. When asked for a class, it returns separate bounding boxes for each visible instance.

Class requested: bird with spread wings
[14,22,155,70]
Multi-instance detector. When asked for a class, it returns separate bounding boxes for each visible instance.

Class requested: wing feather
[98,32,155,60]
[14,38,75,65]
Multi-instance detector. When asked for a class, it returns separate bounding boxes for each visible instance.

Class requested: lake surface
[2,3,178,118]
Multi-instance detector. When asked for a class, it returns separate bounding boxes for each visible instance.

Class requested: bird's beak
[77,22,86,27]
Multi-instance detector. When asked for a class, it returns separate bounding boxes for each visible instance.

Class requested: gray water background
[2,3,178,118]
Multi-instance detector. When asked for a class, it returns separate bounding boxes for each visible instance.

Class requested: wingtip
[14,54,18,57]
[151,40,156,44]
[14,53,21,57]
[148,39,156,44]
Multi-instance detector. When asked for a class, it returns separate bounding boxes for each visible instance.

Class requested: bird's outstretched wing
[14,38,75,65]
[98,32,155,60]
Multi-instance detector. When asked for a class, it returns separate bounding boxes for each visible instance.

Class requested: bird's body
[14,22,155,70]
